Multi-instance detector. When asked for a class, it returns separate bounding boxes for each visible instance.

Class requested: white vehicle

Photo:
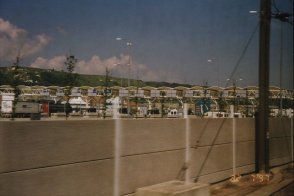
[167,109,179,118]
[1,101,41,118]
[205,111,229,118]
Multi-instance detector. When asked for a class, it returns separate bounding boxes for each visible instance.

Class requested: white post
[232,117,236,177]
[291,117,293,165]
[113,101,121,196]
[184,103,190,183]
[230,105,234,118]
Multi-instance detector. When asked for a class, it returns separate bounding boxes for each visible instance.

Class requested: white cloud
[29,54,168,82]
[22,34,51,57]
[0,18,51,61]
[30,56,66,70]
[0,18,26,39]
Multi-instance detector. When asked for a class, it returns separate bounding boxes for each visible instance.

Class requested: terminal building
[0,85,293,118]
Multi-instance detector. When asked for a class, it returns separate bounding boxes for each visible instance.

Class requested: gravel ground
[272,182,294,196]
[211,165,294,196]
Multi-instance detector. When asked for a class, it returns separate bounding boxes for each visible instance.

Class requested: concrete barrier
[0,118,292,196]
[135,181,210,196]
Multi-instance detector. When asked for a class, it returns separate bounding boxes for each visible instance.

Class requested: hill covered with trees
[0,66,191,88]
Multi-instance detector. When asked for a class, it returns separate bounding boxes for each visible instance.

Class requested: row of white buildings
[0,85,292,99]
[0,85,293,118]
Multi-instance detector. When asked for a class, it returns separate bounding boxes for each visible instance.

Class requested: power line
[272,0,280,12]
[225,23,259,87]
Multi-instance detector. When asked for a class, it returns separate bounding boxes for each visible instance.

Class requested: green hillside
[0,66,191,88]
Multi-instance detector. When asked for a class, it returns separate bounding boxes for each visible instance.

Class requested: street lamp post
[226,78,243,115]
[208,59,220,87]
[116,37,133,116]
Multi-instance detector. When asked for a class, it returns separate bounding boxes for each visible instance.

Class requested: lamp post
[226,78,243,114]
[208,59,220,87]
[116,37,133,116]
[113,63,123,87]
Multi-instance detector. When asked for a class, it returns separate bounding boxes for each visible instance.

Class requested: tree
[64,55,78,87]
[64,55,78,118]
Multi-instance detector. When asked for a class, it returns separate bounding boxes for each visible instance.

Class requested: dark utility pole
[292,3,294,167]
[103,67,110,119]
[257,0,271,173]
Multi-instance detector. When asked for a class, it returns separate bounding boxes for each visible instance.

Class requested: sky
[0,0,293,88]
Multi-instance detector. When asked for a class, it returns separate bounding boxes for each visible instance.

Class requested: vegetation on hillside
[0,66,192,88]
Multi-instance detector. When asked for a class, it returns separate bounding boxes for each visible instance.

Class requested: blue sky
[0,0,293,88]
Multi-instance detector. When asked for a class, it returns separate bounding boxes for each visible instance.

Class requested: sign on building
[2,95,14,101]
[1,101,13,113]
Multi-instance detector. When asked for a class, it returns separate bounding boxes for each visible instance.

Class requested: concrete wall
[0,118,292,196]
